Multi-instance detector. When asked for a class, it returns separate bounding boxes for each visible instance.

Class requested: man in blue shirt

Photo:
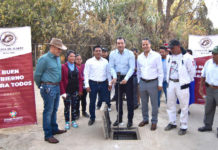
[109,37,135,128]
[34,38,67,144]
[158,46,168,107]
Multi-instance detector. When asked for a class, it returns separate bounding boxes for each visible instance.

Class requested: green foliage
[0,0,217,57]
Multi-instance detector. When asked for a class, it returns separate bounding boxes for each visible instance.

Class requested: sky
[204,0,218,28]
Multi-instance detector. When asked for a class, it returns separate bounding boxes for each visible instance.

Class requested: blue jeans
[97,90,111,108]
[158,81,167,107]
[89,80,110,120]
[40,84,60,138]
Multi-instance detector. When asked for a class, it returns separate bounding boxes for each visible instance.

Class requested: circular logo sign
[9,110,17,118]
[0,31,17,46]
[199,38,212,49]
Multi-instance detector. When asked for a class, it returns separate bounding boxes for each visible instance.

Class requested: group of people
[34,37,218,144]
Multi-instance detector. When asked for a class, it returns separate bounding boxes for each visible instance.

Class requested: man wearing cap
[164,39,195,135]
[102,47,109,60]
[198,46,218,138]
[34,38,67,143]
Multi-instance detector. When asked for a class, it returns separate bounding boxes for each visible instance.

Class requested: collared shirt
[162,58,167,81]
[202,58,218,86]
[84,57,111,88]
[67,61,75,71]
[34,51,61,88]
[109,48,135,81]
[169,54,183,80]
[137,50,163,86]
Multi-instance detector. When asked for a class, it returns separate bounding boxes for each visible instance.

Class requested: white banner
[0,26,36,128]
[0,26,31,59]
[188,34,218,58]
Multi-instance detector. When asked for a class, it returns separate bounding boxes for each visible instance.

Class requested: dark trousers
[64,92,79,122]
[133,75,139,107]
[97,88,111,108]
[158,80,168,107]
[77,89,87,113]
[89,80,110,120]
[114,76,134,123]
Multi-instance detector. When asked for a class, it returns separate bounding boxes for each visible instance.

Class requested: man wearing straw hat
[34,38,67,144]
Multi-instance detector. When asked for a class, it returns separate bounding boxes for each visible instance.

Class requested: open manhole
[102,106,140,140]
[112,127,140,140]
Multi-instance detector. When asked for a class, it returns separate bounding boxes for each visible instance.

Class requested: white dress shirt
[84,56,111,88]
[202,58,218,86]
[137,50,163,86]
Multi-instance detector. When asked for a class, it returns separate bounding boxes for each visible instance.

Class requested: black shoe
[113,120,122,126]
[165,124,177,131]
[178,129,187,135]
[178,109,181,114]
[111,97,116,102]
[88,119,95,126]
[134,105,139,110]
[127,122,133,128]
[82,112,90,118]
[198,126,212,132]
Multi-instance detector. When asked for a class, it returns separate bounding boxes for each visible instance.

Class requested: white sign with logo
[188,34,218,58]
[0,27,31,59]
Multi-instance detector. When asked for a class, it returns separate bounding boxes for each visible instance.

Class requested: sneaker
[164,124,177,131]
[65,122,70,130]
[72,121,78,128]
[178,129,187,135]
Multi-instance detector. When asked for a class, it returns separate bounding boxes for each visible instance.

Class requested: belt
[205,83,218,89]
[89,80,107,84]
[169,78,179,82]
[41,82,59,85]
[117,75,126,78]
[141,78,157,82]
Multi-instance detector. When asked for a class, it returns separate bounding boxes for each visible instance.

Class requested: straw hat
[49,38,67,50]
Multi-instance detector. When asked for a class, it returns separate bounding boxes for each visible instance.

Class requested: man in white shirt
[137,38,163,131]
[165,39,195,135]
[84,46,112,126]
[198,46,218,138]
